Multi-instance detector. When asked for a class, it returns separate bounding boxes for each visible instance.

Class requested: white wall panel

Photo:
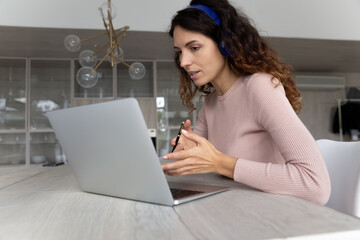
[0,0,360,40]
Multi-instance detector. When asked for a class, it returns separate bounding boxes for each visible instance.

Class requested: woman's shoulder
[244,72,279,85]
[244,72,284,93]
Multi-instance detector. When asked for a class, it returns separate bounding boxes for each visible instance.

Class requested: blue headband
[187,4,221,26]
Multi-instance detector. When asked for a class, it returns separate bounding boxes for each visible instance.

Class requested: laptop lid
[46,98,228,206]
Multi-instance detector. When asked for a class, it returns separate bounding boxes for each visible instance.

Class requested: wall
[298,89,345,141]
[1,0,360,40]
[295,72,360,141]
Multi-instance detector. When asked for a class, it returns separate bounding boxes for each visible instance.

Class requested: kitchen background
[1,0,360,166]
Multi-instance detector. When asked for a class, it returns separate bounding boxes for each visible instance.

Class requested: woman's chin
[192,78,208,87]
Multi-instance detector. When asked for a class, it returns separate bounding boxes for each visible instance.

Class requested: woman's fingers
[162,123,219,176]
[164,131,206,160]
[183,119,192,131]
[169,119,191,148]
[162,157,188,170]
[164,161,213,176]
[172,143,184,152]
[170,137,176,146]
[162,157,206,176]
[163,146,192,160]
[165,166,204,176]
[180,129,206,146]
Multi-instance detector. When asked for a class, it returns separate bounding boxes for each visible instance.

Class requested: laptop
[45,98,229,206]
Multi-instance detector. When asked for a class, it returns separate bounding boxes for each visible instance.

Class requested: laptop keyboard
[170,188,204,199]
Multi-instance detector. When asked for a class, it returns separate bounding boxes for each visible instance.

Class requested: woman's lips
[188,71,200,80]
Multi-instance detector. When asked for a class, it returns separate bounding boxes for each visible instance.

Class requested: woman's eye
[191,46,200,51]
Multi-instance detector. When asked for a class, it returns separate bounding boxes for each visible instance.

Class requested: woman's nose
[180,52,192,68]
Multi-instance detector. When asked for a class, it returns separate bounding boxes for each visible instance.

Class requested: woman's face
[173,26,227,87]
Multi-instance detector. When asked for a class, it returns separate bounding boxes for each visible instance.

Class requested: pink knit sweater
[194,73,331,205]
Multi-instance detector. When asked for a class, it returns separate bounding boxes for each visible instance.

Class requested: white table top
[1,164,360,240]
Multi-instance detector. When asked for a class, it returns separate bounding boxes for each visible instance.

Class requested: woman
[161,0,331,205]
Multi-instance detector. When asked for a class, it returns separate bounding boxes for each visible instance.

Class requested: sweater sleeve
[193,101,208,138]
[233,74,331,205]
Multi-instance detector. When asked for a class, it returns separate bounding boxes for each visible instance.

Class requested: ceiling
[1,26,360,73]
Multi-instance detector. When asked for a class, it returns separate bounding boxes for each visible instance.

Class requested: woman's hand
[162,129,238,178]
[170,119,196,152]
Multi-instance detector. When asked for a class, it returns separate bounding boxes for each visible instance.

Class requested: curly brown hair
[169,0,302,113]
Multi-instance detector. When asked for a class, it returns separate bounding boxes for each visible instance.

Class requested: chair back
[316,139,360,217]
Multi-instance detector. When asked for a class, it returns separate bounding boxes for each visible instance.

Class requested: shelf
[29,129,54,133]
[0,58,185,161]
[158,125,186,130]
[0,142,26,145]
[0,130,26,133]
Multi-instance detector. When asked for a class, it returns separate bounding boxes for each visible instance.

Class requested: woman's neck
[211,66,240,96]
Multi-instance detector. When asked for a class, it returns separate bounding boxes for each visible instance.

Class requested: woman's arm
[233,74,331,205]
